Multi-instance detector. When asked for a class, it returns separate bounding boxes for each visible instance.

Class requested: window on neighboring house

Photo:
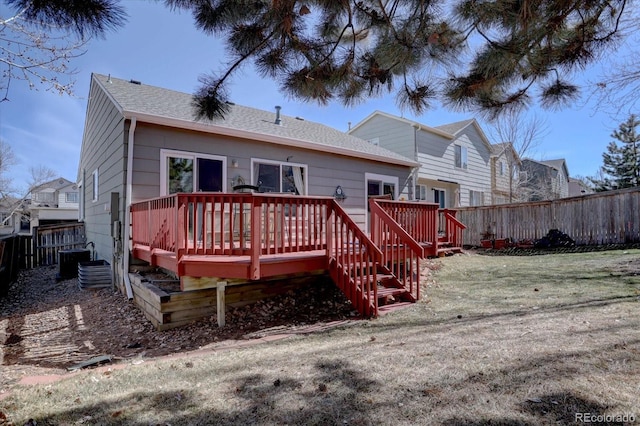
[454,145,468,169]
[469,190,484,206]
[66,192,78,203]
[415,184,428,201]
[161,150,226,195]
[499,161,505,176]
[92,169,99,202]
[34,192,56,203]
[0,212,10,226]
[252,159,307,194]
[434,189,446,208]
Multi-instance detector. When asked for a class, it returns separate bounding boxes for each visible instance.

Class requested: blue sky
[0,1,629,192]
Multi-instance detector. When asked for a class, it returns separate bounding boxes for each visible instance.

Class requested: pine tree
[590,114,640,191]
[164,0,628,120]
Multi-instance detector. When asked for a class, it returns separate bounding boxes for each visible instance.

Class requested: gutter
[122,116,137,299]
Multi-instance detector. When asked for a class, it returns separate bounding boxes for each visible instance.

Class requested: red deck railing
[327,201,383,317]
[130,194,459,318]
[131,193,385,316]
[372,199,440,256]
[369,199,426,302]
[439,209,466,249]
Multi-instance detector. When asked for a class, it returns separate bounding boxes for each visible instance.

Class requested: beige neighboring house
[520,158,570,201]
[349,112,493,207]
[28,177,80,232]
[490,142,522,204]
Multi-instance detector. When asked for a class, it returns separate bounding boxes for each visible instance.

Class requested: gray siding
[349,115,415,160]
[79,81,127,261]
[130,124,412,229]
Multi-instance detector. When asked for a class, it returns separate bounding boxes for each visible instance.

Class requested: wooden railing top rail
[441,209,467,230]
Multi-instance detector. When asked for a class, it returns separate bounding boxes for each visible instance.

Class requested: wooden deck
[129,193,465,327]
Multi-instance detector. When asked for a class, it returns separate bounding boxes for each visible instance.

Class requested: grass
[2,250,640,425]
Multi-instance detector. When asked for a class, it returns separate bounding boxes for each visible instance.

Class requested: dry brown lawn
[1,249,640,425]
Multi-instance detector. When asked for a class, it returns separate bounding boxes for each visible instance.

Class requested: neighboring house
[568,177,594,197]
[78,74,418,280]
[0,196,25,235]
[348,112,493,208]
[520,158,570,201]
[490,142,522,204]
[28,177,80,232]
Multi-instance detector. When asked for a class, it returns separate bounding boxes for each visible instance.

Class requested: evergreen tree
[590,114,640,191]
[164,0,628,120]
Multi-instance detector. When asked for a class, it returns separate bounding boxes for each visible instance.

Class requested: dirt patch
[0,265,358,392]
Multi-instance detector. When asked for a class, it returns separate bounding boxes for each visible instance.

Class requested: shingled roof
[93,74,417,167]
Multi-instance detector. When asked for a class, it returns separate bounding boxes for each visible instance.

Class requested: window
[66,192,78,203]
[433,189,446,208]
[161,150,226,195]
[252,159,307,194]
[454,145,468,169]
[78,178,84,221]
[34,192,56,202]
[469,190,484,206]
[0,212,10,226]
[92,169,99,202]
[499,161,505,176]
[415,184,427,201]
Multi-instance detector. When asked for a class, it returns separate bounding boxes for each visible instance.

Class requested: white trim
[160,149,227,196]
[91,169,99,202]
[349,110,454,139]
[365,172,399,230]
[250,158,309,194]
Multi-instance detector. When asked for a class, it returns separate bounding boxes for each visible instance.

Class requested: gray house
[349,112,493,208]
[78,74,418,293]
[520,158,570,201]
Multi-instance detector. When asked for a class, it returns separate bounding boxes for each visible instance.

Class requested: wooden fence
[456,187,640,247]
[32,223,86,266]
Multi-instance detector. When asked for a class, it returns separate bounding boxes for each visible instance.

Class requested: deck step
[374,287,409,298]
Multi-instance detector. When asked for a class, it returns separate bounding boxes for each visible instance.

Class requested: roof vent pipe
[275,105,282,125]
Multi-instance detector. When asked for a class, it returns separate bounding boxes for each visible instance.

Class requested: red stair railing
[327,200,383,317]
[369,199,425,302]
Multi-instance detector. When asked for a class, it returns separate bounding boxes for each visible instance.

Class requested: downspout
[411,123,420,199]
[122,116,137,299]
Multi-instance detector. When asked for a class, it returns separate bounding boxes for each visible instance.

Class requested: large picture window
[252,159,307,195]
[161,150,226,195]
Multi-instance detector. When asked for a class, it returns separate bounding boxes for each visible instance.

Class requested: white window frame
[160,149,227,196]
[454,145,468,170]
[469,190,484,206]
[66,191,79,203]
[415,184,428,201]
[433,188,446,208]
[92,169,99,202]
[250,158,308,194]
[499,161,505,176]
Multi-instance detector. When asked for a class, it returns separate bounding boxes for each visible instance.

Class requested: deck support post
[217,281,226,327]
